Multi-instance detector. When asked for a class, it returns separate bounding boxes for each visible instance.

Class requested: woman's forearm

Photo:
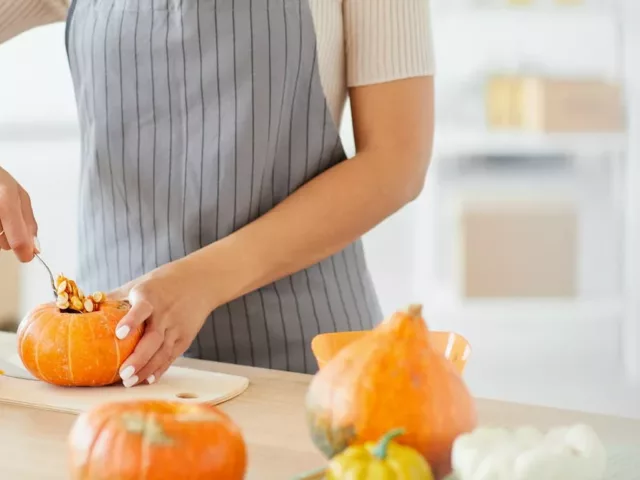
[190,148,428,310]
[187,76,435,311]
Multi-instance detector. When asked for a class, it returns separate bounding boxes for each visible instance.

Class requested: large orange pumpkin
[17,300,143,387]
[68,400,247,480]
[305,304,477,479]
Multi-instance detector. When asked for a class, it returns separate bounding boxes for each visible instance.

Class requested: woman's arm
[111,0,435,385]
[191,75,434,311]
[112,85,433,385]
[0,0,67,45]
[189,0,437,311]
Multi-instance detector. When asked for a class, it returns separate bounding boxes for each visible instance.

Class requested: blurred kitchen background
[1,0,639,418]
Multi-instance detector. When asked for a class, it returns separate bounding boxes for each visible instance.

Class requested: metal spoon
[34,253,58,301]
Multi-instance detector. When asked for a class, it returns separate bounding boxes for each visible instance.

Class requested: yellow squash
[325,429,434,480]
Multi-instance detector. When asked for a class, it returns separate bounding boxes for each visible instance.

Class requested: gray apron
[65,0,382,374]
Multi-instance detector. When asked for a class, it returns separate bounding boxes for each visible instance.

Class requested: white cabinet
[620,0,640,388]
[410,0,640,416]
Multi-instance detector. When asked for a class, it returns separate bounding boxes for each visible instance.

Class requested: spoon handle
[34,253,58,300]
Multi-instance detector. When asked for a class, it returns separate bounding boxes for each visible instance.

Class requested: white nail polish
[115,325,130,340]
[33,236,41,253]
[147,375,156,385]
[120,365,135,380]
[123,375,138,388]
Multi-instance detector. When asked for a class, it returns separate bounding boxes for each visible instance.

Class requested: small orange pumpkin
[17,300,142,387]
[68,400,247,480]
[305,304,477,479]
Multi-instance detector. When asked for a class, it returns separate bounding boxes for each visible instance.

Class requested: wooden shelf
[422,297,624,324]
[433,129,626,157]
[432,5,617,19]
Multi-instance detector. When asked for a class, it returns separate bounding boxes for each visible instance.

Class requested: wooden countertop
[1,331,639,480]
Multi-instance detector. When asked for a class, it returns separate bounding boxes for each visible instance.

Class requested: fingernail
[119,365,135,380]
[33,236,41,253]
[115,325,130,340]
[147,375,156,385]
[123,375,139,388]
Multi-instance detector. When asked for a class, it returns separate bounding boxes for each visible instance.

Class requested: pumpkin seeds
[91,291,105,303]
[71,296,83,311]
[84,298,95,313]
[55,274,106,314]
[56,281,68,295]
[56,299,70,310]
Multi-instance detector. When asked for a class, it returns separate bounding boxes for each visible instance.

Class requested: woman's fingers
[116,288,159,387]
[0,222,9,250]
[111,273,204,388]
[119,328,164,387]
[18,188,38,239]
[133,338,177,386]
[115,292,153,339]
[0,184,34,262]
[147,363,172,385]
[147,338,190,384]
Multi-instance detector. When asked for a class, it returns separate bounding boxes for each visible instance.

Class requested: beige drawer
[460,201,578,298]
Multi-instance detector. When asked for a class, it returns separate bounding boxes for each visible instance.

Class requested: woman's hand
[110,258,214,387]
[0,167,38,262]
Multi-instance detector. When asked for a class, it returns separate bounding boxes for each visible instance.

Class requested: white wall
[1,24,79,316]
[0,24,77,124]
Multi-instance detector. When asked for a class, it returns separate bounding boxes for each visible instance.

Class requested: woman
[0,0,434,385]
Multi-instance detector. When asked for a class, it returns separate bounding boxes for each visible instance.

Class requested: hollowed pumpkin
[17,300,143,387]
[68,400,247,480]
[305,304,477,479]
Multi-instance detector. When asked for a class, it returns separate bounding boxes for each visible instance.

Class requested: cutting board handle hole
[176,392,199,399]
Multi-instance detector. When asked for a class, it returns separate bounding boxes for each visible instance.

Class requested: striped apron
[65,0,382,374]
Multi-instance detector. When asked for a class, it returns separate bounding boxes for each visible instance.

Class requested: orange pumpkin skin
[305,304,477,479]
[68,400,247,480]
[17,300,143,387]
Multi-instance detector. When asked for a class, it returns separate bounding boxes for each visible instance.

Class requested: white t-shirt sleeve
[343,0,436,87]
[0,0,68,44]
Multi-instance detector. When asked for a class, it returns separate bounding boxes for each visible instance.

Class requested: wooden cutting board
[0,354,249,414]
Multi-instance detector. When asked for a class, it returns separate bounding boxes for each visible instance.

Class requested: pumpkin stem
[371,428,405,461]
[121,412,174,446]
[406,304,423,317]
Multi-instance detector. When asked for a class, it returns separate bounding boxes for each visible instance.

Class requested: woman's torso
[66,0,382,374]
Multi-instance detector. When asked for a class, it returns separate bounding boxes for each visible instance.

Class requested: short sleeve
[0,0,68,43]
[0,0,67,44]
[343,0,435,87]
